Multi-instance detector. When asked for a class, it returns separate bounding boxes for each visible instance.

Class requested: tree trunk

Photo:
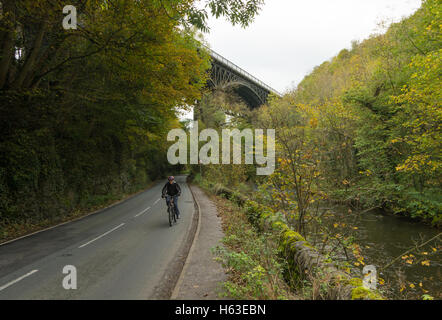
[11,21,47,89]
[0,0,16,88]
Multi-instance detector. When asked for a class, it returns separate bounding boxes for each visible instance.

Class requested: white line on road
[134,206,151,218]
[154,198,161,205]
[78,223,125,248]
[0,270,39,292]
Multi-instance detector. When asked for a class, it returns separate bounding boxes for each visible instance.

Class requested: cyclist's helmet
[168,176,175,181]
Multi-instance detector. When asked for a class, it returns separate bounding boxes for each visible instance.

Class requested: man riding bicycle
[161,176,182,219]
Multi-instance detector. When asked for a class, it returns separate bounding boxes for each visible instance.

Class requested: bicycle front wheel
[168,207,173,227]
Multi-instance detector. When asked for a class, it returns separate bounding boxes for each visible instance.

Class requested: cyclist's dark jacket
[162,181,181,197]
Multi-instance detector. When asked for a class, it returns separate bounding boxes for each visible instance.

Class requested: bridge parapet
[207,48,281,96]
[203,46,281,108]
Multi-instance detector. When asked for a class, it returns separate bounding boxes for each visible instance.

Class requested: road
[0,176,195,299]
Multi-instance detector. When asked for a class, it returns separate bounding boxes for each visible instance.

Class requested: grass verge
[209,193,299,300]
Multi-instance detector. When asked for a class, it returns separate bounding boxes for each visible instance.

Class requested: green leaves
[150,0,264,32]
[285,0,442,224]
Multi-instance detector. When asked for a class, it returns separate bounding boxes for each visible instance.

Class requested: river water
[318,207,441,299]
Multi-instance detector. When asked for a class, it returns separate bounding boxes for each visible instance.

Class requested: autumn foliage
[0,0,262,238]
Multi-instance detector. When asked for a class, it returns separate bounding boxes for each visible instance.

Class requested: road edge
[170,183,202,299]
[0,181,159,247]
[149,179,199,299]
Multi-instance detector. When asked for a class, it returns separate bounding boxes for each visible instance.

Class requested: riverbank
[193,178,384,300]
[322,206,441,299]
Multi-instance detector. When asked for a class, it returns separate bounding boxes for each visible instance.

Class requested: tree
[0,0,265,236]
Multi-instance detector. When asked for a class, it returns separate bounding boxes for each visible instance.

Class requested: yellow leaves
[401,252,432,267]
[396,154,435,173]
[333,223,339,228]
[309,117,318,128]
[390,49,442,177]
[353,227,358,230]
[421,260,430,266]
[378,278,385,285]
[402,254,413,264]
[409,283,415,289]
[354,260,365,267]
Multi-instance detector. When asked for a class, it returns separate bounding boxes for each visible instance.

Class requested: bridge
[205,47,281,109]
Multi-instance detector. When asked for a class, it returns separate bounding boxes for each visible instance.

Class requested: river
[316,207,441,299]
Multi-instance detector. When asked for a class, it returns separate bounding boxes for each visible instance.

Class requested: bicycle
[167,196,178,227]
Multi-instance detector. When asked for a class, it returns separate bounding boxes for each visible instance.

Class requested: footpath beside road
[172,185,228,300]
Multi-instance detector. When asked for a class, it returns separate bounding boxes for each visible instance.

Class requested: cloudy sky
[203,0,422,94]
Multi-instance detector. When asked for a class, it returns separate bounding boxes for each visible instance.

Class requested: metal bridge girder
[206,48,281,109]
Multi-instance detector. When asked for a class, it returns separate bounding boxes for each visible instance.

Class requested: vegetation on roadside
[195,176,384,300]
[0,0,263,242]
[190,0,440,300]
[198,183,296,300]
[1,0,439,300]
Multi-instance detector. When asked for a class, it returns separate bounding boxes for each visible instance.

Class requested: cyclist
[161,176,182,219]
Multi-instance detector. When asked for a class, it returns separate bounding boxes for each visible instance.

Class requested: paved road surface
[0,176,194,299]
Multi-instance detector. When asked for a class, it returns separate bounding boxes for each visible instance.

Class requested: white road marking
[78,223,125,248]
[154,198,161,205]
[0,270,39,292]
[134,206,151,218]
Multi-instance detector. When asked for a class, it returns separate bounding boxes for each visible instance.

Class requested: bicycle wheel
[168,207,173,227]
[173,207,177,223]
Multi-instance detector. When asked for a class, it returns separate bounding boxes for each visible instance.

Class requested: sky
[202,0,422,94]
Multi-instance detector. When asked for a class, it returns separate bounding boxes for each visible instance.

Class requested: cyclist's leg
[165,195,171,207]
[173,196,180,217]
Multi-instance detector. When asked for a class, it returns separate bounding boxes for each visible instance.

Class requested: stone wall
[213,186,384,300]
